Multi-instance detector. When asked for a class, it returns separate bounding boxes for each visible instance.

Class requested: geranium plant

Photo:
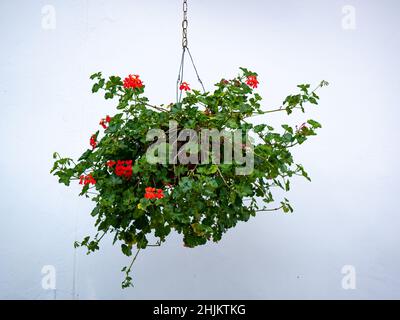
[51,68,327,288]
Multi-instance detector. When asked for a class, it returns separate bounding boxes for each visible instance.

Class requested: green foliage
[51,69,327,288]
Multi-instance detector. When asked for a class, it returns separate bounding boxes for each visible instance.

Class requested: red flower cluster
[179,82,190,91]
[107,160,133,178]
[123,74,144,89]
[99,115,112,129]
[90,135,97,149]
[144,187,164,199]
[246,75,259,89]
[106,160,132,178]
[79,174,96,185]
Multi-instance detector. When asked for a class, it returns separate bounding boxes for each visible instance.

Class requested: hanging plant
[51,1,328,288]
[51,68,328,287]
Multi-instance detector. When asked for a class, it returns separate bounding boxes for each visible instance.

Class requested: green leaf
[105,92,114,99]
[254,124,266,133]
[307,119,322,129]
[121,244,132,257]
[90,72,102,80]
[78,149,92,161]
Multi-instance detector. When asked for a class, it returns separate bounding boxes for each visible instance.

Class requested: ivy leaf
[254,124,266,133]
[90,72,102,80]
[121,244,132,257]
[307,119,322,129]
[78,149,92,161]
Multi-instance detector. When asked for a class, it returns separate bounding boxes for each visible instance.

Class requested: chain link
[182,0,188,48]
[176,0,205,103]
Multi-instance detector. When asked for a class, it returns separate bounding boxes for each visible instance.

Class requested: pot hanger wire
[176,0,205,103]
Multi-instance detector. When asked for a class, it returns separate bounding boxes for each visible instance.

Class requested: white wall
[0,0,399,299]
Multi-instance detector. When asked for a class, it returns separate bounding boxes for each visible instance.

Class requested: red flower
[144,193,154,199]
[144,187,164,200]
[99,119,107,129]
[100,115,112,129]
[179,82,190,91]
[115,160,133,178]
[106,160,116,168]
[90,135,97,149]
[155,189,164,199]
[79,174,96,185]
[246,75,259,89]
[123,74,144,89]
[87,174,96,185]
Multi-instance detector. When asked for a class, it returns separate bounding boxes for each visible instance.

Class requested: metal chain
[176,0,205,103]
[182,0,188,48]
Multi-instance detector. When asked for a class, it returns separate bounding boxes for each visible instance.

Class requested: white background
[1,0,399,299]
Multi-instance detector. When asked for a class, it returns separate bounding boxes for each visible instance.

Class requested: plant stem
[256,205,283,212]
[216,167,229,187]
[127,248,141,273]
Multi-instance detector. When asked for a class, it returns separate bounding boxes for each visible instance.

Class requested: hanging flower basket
[51,66,328,287]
